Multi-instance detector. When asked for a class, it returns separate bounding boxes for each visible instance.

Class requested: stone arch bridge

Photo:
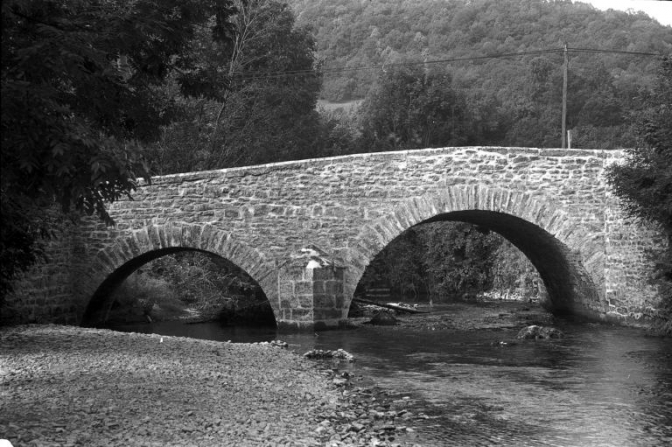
[4,147,666,329]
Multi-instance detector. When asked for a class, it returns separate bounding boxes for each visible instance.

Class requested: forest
[2,0,670,322]
[287,0,671,149]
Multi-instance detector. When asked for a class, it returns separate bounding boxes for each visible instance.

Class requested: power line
[568,47,661,57]
[233,48,564,81]
[230,46,663,81]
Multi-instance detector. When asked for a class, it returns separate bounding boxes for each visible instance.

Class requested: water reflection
[113,317,672,446]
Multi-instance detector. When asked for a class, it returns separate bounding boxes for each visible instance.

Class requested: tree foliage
[146,0,325,173]
[144,251,261,305]
[607,58,672,233]
[360,222,503,302]
[1,0,236,294]
[606,57,672,292]
[358,65,473,151]
[287,0,669,148]
[420,223,502,299]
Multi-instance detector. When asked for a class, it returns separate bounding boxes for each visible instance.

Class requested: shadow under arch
[348,185,607,320]
[80,223,278,327]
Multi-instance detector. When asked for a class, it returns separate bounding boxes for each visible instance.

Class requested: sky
[577,0,672,26]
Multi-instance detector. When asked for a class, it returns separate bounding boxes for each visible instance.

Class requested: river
[113,303,672,446]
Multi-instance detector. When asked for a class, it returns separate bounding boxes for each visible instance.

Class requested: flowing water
[114,306,672,446]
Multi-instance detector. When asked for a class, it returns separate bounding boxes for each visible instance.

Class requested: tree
[607,57,672,241]
[419,222,501,300]
[362,227,428,300]
[358,64,472,152]
[0,0,236,295]
[359,222,503,303]
[606,56,672,320]
[147,0,323,173]
[288,0,669,148]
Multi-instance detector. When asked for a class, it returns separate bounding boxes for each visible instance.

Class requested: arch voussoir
[131,228,150,252]
[348,185,603,320]
[164,222,183,247]
[181,224,203,248]
[199,224,218,249]
[543,209,569,237]
[145,225,161,250]
[80,223,278,327]
[393,203,415,230]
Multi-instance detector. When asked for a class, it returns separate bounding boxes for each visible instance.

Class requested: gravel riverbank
[1,325,423,447]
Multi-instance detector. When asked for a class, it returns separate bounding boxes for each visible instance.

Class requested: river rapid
[113,303,672,446]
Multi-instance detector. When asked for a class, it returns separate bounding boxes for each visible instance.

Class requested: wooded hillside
[287,0,671,148]
[288,0,669,99]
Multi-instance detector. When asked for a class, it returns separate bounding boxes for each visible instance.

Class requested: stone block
[313,294,335,308]
[326,281,344,294]
[313,267,336,281]
[282,265,306,277]
[278,281,294,297]
[147,225,162,249]
[297,295,313,309]
[334,295,346,308]
[313,281,325,294]
[133,228,151,252]
[294,281,313,296]
[199,224,216,249]
[290,308,313,321]
[166,223,183,246]
[279,299,293,310]
[334,267,345,281]
[313,308,342,320]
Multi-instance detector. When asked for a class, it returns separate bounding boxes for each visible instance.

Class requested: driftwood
[353,297,428,314]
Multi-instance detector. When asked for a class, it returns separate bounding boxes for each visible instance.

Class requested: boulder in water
[303,348,355,362]
[369,311,399,326]
[517,325,564,340]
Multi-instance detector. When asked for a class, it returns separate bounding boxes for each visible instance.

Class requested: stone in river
[516,325,564,340]
[369,311,398,326]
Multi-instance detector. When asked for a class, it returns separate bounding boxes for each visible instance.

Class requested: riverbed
[114,302,672,446]
[1,325,410,446]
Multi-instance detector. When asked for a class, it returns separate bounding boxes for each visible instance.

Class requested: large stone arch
[80,223,278,326]
[347,185,607,320]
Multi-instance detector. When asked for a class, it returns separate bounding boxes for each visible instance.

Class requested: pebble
[0,325,421,446]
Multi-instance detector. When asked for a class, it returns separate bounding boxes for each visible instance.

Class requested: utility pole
[562,43,568,149]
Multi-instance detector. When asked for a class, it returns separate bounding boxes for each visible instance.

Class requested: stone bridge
[3,147,667,329]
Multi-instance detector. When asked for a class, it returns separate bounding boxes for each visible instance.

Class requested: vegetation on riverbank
[288,0,669,148]
[350,300,555,333]
[606,57,672,332]
[105,251,274,326]
[1,0,240,296]
[358,222,542,304]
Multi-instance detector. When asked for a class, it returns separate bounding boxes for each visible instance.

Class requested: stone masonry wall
[3,147,666,328]
[602,150,669,324]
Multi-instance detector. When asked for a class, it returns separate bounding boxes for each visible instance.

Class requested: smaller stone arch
[347,185,607,320]
[80,222,277,326]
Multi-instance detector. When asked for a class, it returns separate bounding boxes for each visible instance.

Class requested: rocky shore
[0,325,424,446]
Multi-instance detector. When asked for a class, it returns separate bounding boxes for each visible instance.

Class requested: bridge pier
[276,247,347,331]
